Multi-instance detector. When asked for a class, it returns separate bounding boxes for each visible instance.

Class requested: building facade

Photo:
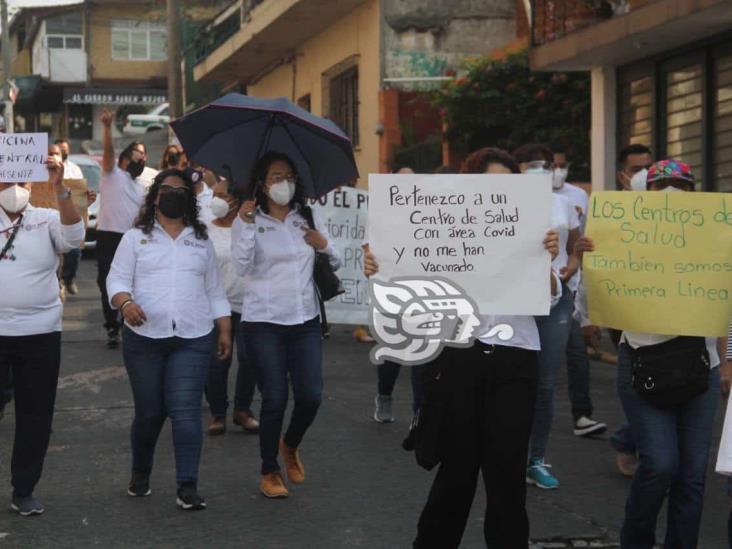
[528,0,732,191]
[192,0,519,183]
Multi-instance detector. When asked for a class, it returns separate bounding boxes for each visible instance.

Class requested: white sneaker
[573,416,607,437]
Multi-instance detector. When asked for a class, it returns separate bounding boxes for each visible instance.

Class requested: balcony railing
[530,0,654,46]
[192,0,267,66]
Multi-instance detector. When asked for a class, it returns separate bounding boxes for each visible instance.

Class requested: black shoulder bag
[629,336,710,408]
[301,206,344,338]
[0,215,23,262]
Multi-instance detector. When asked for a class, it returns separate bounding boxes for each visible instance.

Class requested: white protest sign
[0,133,48,182]
[310,187,369,325]
[368,174,553,316]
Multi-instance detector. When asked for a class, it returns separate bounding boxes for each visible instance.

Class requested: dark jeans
[377,361,424,413]
[242,317,323,475]
[414,342,538,549]
[618,343,720,549]
[566,317,593,420]
[611,422,636,454]
[1,370,12,408]
[530,285,573,460]
[122,327,213,485]
[0,332,61,497]
[96,230,123,332]
[62,248,82,285]
[205,312,257,418]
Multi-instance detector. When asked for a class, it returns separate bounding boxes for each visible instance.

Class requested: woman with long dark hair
[232,151,340,499]
[365,147,561,548]
[107,168,231,511]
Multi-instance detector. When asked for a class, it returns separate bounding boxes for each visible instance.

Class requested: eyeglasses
[267,173,297,184]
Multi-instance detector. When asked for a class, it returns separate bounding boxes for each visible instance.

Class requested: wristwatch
[57,187,72,200]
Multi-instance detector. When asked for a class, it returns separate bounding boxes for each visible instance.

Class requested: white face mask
[552,168,568,190]
[660,185,684,193]
[525,167,552,176]
[0,184,30,214]
[209,196,232,219]
[268,180,296,206]
[629,169,648,191]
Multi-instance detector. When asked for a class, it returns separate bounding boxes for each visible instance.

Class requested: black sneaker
[107,328,120,349]
[176,482,206,511]
[127,472,151,497]
[11,494,44,516]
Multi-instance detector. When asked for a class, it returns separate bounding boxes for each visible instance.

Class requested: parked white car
[122,103,170,136]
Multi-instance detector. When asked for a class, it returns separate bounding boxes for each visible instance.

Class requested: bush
[436,50,591,181]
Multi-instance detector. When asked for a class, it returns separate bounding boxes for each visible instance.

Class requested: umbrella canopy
[170,93,359,198]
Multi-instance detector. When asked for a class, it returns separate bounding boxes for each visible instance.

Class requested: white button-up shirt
[0,205,85,336]
[106,224,230,339]
[231,207,341,325]
[98,166,147,234]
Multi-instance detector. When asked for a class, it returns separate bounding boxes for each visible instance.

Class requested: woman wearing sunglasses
[107,168,231,511]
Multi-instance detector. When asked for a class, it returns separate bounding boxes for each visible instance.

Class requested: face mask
[51,153,63,163]
[552,168,568,190]
[0,184,30,213]
[61,151,68,161]
[127,159,145,179]
[660,185,684,193]
[210,196,232,219]
[157,190,188,219]
[268,180,296,206]
[630,169,648,191]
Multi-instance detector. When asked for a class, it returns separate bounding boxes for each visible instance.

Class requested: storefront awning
[63,88,167,106]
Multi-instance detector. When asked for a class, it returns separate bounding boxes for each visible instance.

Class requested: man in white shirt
[96,110,149,348]
[54,139,85,295]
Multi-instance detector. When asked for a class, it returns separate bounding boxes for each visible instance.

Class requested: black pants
[96,230,123,332]
[414,342,538,549]
[0,332,62,497]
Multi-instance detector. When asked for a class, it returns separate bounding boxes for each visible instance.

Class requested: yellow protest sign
[584,191,732,337]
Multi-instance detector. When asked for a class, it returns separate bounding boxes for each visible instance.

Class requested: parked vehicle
[122,103,170,135]
[69,154,101,252]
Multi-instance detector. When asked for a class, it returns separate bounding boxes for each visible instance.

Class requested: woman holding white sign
[0,157,84,516]
[365,147,562,549]
[577,159,723,549]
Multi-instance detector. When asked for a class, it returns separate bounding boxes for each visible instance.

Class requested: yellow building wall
[248,0,380,186]
[88,4,167,82]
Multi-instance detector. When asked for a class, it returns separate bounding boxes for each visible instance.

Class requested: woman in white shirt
[578,160,722,549]
[107,168,231,511]
[0,158,84,516]
[204,177,259,435]
[365,148,561,548]
[232,151,340,499]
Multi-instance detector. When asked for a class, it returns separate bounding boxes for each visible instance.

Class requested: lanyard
[0,215,23,261]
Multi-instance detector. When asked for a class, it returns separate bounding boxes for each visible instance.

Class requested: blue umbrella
[170,93,359,198]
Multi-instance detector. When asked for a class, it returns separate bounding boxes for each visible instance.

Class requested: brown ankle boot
[260,472,289,498]
[279,439,305,484]
[208,416,225,436]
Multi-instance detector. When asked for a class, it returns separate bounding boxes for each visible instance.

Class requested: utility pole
[166,0,182,122]
[1,0,14,133]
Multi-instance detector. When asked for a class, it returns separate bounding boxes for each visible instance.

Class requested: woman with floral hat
[576,159,726,548]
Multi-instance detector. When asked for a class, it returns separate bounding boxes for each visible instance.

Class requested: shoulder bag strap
[0,214,23,261]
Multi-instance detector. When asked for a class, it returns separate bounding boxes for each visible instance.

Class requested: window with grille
[619,74,653,148]
[329,67,359,147]
[715,54,732,192]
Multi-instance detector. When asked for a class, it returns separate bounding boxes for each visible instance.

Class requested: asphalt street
[0,259,728,548]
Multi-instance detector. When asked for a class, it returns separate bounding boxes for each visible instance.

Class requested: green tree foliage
[436,50,591,180]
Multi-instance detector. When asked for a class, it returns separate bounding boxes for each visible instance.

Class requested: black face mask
[166,152,181,168]
[61,151,68,161]
[157,190,188,219]
[127,159,145,179]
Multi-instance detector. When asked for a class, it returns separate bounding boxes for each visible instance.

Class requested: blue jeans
[617,343,720,549]
[62,248,82,285]
[242,317,323,475]
[530,285,573,461]
[377,361,424,413]
[566,317,593,420]
[122,327,213,485]
[205,312,257,418]
[611,422,636,454]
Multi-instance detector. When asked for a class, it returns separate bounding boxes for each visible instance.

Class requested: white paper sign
[0,133,48,182]
[368,174,553,316]
[310,187,369,325]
